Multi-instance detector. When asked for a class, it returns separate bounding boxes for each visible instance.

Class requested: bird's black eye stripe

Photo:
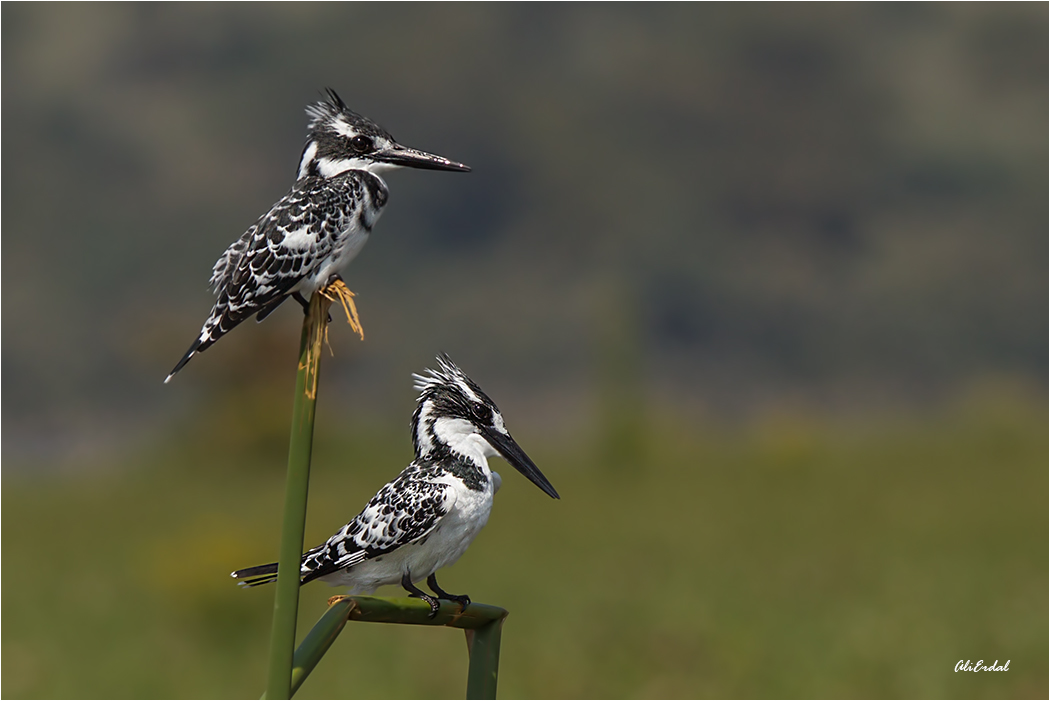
[350,135,373,153]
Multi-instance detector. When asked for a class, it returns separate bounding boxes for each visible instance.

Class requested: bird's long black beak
[482,427,560,499]
[374,144,471,172]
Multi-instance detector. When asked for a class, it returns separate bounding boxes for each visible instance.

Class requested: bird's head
[411,354,559,499]
[297,88,471,180]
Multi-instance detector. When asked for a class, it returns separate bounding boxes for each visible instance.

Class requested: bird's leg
[426,573,471,612]
[319,274,364,340]
[293,291,332,323]
[401,572,440,618]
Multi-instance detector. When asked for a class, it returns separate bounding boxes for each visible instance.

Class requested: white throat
[315,156,371,179]
[432,417,496,468]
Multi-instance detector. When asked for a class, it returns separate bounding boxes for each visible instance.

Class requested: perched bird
[231,354,559,615]
[165,90,470,383]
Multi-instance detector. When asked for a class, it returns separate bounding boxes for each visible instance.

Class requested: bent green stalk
[265,292,332,699]
[289,596,509,698]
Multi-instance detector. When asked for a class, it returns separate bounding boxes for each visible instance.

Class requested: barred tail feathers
[163,309,226,383]
[230,562,279,588]
[164,336,203,384]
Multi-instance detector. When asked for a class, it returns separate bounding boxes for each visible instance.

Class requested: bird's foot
[412,592,441,618]
[402,572,441,619]
[319,275,363,340]
[427,573,471,613]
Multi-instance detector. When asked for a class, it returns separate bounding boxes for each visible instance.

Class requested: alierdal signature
[955,660,1010,672]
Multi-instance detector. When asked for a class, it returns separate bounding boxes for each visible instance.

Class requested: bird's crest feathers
[305,88,350,129]
[413,353,483,404]
[304,88,392,141]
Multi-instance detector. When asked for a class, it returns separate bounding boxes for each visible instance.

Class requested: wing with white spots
[299,462,455,584]
[166,170,376,382]
[198,178,345,350]
[210,229,250,293]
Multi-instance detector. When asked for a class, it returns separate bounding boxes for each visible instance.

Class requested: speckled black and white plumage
[165,90,469,383]
[230,355,559,606]
[298,457,474,585]
[198,171,385,354]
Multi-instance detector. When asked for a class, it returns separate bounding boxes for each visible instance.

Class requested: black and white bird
[165,90,469,383]
[230,354,559,614]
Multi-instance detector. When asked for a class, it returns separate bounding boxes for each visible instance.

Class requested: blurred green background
[2,3,1046,698]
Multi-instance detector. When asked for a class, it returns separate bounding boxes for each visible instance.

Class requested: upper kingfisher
[165,89,469,382]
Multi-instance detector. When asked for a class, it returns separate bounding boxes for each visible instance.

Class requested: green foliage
[3,399,1045,698]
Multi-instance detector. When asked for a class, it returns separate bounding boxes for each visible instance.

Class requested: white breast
[297,176,387,297]
[305,226,370,294]
[320,473,496,594]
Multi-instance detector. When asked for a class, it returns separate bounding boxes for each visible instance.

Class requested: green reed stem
[264,293,331,699]
[289,596,509,698]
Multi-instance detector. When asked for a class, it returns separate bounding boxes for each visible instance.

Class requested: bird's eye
[350,135,373,153]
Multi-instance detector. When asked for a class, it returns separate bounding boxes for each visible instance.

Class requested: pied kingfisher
[165,89,469,383]
[230,354,560,614]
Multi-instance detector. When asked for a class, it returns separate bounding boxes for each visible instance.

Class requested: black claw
[427,573,471,612]
[402,572,441,618]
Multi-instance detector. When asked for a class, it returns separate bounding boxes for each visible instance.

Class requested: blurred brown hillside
[2,3,1046,461]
